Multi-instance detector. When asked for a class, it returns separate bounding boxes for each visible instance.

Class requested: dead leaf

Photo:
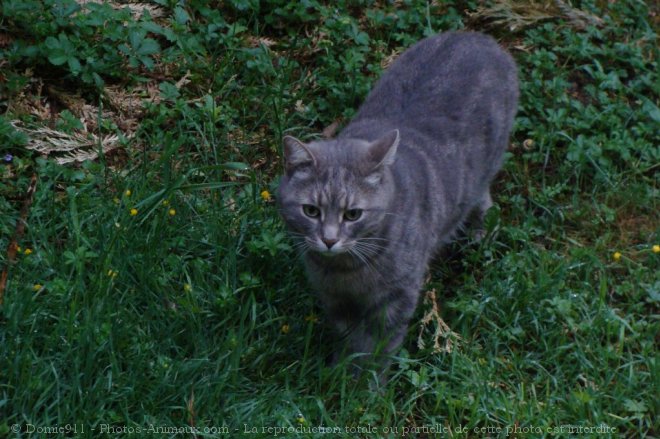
[294,100,307,113]
[0,32,14,48]
[322,120,341,139]
[175,71,192,89]
[246,36,277,48]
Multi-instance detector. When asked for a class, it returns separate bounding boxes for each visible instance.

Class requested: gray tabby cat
[277,31,518,371]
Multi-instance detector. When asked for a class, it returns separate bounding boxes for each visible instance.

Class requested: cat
[277,31,518,374]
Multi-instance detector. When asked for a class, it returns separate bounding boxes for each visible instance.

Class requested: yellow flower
[260,190,271,201]
[162,200,170,206]
[168,208,176,216]
[33,283,42,291]
[130,208,138,216]
[183,283,192,293]
[24,248,33,256]
[124,189,132,197]
[16,246,22,254]
[280,324,290,334]
[612,251,622,261]
[653,245,660,254]
[296,414,306,425]
[107,269,118,278]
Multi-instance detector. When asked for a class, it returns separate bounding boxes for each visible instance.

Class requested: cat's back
[351,31,518,126]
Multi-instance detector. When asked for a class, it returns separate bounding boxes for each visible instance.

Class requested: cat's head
[277,130,399,257]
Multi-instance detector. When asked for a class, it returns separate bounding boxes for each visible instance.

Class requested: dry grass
[417,288,462,354]
[75,0,165,19]
[469,0,603,31]
[14,121,124,165]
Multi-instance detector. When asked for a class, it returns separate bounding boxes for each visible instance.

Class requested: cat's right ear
[283,136,316,174]
[364,129,399,185]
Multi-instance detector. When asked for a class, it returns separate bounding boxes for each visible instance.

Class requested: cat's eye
[302,204,320,218]
[343,209,363,221]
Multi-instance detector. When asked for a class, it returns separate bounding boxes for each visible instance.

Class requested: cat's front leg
[377,284,420,349]
[334,288,418,369]
[342,307,414,382]
[326,317,377,368]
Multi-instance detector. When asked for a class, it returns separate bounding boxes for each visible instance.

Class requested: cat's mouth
[316,246,349,257]
[310,239,351,256]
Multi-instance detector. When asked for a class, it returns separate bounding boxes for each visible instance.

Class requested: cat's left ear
[283,136,316,174]
[365,129,399,184]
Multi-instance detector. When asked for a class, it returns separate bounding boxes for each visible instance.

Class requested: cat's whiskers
[288,235,306,246]
[357,238,388,247]
[287,233,313,260]
[355,239,387,257]
[348,246,377,277]
[348,242,386,281]
[291,241,308,253]
[355,244,383,258]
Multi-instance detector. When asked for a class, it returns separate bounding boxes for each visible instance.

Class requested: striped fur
[277,31,518,372]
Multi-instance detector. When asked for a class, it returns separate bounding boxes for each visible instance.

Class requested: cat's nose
[322,238,339,249]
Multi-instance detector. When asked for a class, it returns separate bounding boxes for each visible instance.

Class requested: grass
[1,0,658,437]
